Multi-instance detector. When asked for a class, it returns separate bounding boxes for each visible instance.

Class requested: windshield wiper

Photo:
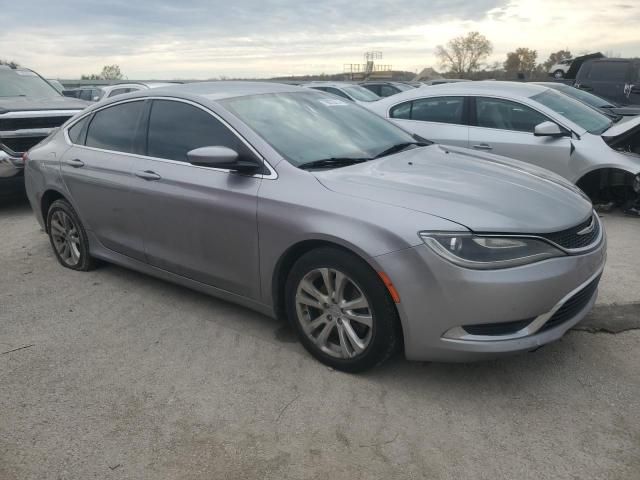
[373,141,429,159]
[298,157,370,170]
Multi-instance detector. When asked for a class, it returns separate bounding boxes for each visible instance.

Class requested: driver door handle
[472,144,493,151]
[66,158,85,168]
[134,170,162,181]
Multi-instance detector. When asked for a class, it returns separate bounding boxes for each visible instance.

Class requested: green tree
[435,32,493,78]
[504,48,538,75]
[542,50,572,70]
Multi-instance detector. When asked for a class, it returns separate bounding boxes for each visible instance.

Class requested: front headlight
[420,232,565,269]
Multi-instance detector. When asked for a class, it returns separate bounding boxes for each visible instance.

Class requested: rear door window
[588,62,630,82]
[85,100,145,153]
[146,99,251,163]
[410,96,464,124]
[475,97,548,133]
[67,115,90,145]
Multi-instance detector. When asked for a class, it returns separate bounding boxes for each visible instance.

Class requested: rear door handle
[134,170,162,181]
[66,158,85,168]
[472,144,493,151]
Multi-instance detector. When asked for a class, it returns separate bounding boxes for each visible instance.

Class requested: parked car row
[23,82,607,372]
[365,81,640,215]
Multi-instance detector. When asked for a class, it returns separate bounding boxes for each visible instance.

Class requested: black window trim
[63,96,277,179]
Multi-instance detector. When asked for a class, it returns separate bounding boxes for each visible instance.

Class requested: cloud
[0,0,639,78]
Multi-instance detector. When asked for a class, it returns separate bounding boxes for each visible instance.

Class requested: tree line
[435,32,574,80]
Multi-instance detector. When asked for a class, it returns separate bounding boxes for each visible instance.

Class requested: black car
[359,81,414,97]
[535,82,640,119]
[575,58,640,106]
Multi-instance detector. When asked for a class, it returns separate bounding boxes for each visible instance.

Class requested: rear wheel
[47,199,97,271]
[553,70,565,79]
[285,247,400,372]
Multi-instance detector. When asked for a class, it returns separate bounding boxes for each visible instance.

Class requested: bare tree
[435,32,493,78]
[0,59,20,68]
[81,64,125,81]
[504,48,538,76]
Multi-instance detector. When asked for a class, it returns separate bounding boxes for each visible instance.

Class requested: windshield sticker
[319,98,348,106]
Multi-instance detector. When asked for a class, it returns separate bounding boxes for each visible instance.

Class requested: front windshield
[342,86,380,102]
[0,68,61,98]
[221,91,415,167]
[552,84,615,108]
[531,89,612,134]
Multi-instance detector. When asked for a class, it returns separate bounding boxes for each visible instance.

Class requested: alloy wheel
[295,268,373,359]
[50,210,82,267]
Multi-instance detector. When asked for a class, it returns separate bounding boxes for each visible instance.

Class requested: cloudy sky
[1,0,639,79]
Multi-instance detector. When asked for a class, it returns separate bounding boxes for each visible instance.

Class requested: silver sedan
[24,82,605,371]
[366,81,640,213]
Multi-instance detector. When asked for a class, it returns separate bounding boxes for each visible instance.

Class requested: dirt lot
[1,197,639,480]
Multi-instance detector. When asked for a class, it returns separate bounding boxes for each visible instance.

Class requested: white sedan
[365,81,640,213]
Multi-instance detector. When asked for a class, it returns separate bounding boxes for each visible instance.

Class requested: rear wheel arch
[40,189,68,232]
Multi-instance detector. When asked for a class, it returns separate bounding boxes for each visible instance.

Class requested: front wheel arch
[576,168,638,203]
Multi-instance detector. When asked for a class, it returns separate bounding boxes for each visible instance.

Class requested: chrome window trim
[0,110,83,119]
[63,96,278,180]
[442,263,605,342]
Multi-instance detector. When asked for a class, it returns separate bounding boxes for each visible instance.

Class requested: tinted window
[361,84,380,96]
[325,87,352,101]
[85,101,144,153]
[390,101,412,119]
[147,100,247,162]
[343,86,380,102]
[380,85,398,97]
[476,97,547,132]
[411,96,464,124]
[108,88,132,98]
[588,62,629,82]
[68,115,90,145]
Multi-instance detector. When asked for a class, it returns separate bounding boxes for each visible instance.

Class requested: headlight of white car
[419,232,565,269]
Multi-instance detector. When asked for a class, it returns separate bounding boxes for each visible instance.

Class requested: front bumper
[0,149,24,179]
[375,234,607,362]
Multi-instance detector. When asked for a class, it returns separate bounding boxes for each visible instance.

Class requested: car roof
[301,81,356,89]
[386,80,550,101]
[98,81,305,103]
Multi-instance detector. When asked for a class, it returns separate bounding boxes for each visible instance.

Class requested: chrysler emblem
[577,218,595,235]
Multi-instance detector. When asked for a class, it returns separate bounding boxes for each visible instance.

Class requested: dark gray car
[24,82,606,371]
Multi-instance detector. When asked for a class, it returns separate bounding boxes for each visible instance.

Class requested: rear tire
[553,70,565,79]
[47,199,97,271]
[285,247,400,372]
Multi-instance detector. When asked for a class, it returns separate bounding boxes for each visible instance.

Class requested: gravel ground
[1,197,639,480]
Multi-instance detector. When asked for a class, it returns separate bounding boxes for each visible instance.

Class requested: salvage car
[25,82,605,371]
[366,81,640,214]
[301,82,380,104]
[1,65,87,197]
[534,82,640,120]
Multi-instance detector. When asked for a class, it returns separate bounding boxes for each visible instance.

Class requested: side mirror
[534,121,567,138]
[187,146,262,174]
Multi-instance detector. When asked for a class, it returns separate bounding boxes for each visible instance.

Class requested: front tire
[285,247,400,372]
[47,199,96,271]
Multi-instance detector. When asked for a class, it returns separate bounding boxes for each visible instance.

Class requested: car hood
[602,115,640,146]
[0,95,88,114]
[313,145,592,233]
